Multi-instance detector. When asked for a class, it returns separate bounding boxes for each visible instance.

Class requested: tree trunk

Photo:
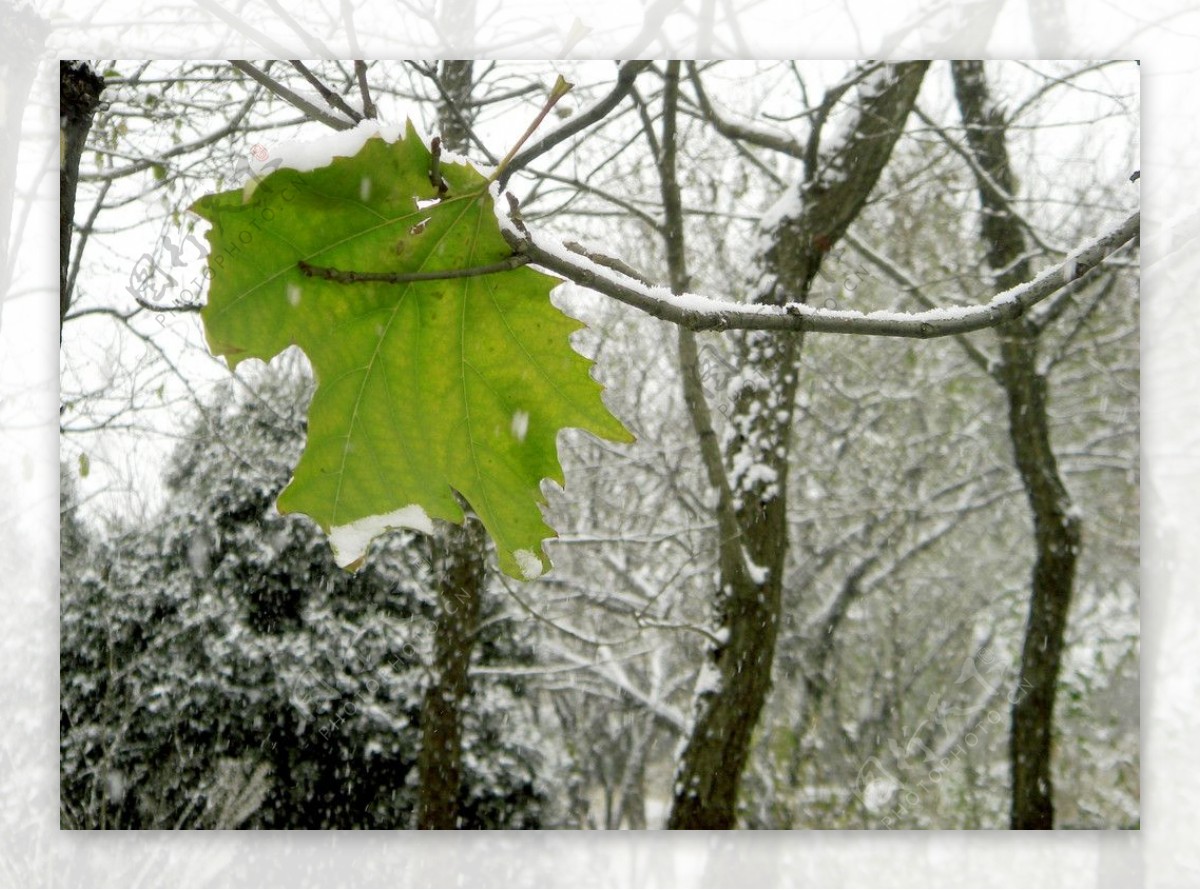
[417,512,486,828]
[951,60,1082,830]
[59,60,105,335]
[416,59,486,830]
[998,332,1080,830]
[668,62,929,828]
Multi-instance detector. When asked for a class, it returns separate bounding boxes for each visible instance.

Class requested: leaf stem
[487,75,574,185]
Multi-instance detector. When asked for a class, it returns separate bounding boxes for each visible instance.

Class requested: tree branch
[297,255,530,284]
[229,60,355,131]
[843,230,995,374]
[1025,262,1116,334]
[354,60,376,119]
[913,105,1066,257]
[406,61,495,164]
[498,61,653,187]
[502,210,1140,338]
[685,61,805,159]
[65,178,112,311]
[289,60,363,124]
[134,295,202,313]
[654,63,745,579]
[1041,274,1120,372]
[80,88,261,183]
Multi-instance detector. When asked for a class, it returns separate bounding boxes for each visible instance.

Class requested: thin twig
[261,0,334,56]
[406,60,495,163]
[522,170,664,232]
[80,88,261,182]
[229,60,354,131]
[1042,274,1121,372]
[913,105,1064,256]
[192,1,295,56]
[134,295,202,313]
[562,240,653,285]
[1026,263,1115,333]
[843,231,995,374]
[686,61,805,159]
[499,61,653,187]
[656,61,746,588]
[65,179,112,307]
[354,60,376,119]
[289,60,363,123]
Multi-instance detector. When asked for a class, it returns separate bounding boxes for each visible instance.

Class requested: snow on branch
[503,210,1139,339]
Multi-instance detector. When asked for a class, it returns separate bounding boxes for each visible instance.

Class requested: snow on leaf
[513,548,545,580]
[191,122,633,578]
[328,504,434,569]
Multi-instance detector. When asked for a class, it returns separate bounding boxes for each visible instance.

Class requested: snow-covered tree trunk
[951,60,1083,830]
[667,61,929,829]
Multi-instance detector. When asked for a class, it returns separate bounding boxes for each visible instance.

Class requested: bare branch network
[211,59,1137,343]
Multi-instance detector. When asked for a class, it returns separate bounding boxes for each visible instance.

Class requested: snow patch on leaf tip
[272,118,404,174]
[242,119,405,200]
[513,549,545,580]
[329,505,434,568]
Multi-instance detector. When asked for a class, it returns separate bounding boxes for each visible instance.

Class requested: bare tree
[950,59,1117,830]
[661,61,930,829]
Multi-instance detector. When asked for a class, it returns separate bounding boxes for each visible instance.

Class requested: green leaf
[191,123,632,578]
[78,452,90,479]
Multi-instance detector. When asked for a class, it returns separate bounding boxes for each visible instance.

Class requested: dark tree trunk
[59,60,105,336]
[998,332,1081,830]
[435,60,474,153]
[417,512,486,829]
[667,62,929,829]
[416,59,486,830]
[952,60,1082,830]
